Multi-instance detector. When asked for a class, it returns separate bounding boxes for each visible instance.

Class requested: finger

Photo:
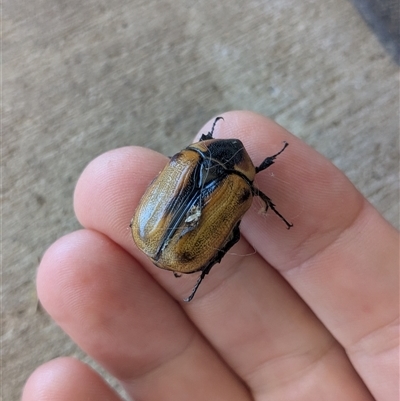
[73,114,374,400]
[37,229,251,401]
[22,357,122,401]
[225,112,399,401]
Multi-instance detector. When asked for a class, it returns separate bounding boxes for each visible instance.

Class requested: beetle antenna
[255,142,288,173]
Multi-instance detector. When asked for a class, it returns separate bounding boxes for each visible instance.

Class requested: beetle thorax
[187,138,256,182]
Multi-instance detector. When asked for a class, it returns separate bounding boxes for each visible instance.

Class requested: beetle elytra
[131,117,292,301]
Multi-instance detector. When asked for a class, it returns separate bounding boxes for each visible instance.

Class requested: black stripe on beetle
[131,117,292,302]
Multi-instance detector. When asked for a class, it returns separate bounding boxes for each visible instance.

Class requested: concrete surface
[3,0,399,399]
[350,0,400,63]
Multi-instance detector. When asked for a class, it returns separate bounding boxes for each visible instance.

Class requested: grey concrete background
[3,0,399,399]
[350,0,400,63]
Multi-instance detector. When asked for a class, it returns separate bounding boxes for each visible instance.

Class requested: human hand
[22,111,399,401]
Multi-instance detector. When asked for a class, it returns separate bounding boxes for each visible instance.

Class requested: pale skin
[23,111,399,401]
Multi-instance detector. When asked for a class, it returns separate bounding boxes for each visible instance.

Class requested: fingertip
[197,110,293,143]
[36,230,89,321]
[197,111,365,269]
[22,357,121,401]
[73,146,167,231]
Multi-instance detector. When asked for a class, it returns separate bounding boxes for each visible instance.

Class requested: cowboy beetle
[131,117,292,301]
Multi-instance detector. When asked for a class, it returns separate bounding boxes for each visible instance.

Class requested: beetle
[131,117,292,302]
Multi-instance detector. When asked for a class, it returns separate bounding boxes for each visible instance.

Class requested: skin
[23,111,399,401]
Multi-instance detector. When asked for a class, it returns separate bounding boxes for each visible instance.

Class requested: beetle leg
[255,142,288,173]
[184,222,241,302]
[184,271,206,302]
[199,116,224,141]
[174,272,182,278]
[253,188,293,229]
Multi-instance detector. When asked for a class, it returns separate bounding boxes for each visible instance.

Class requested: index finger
[210,111,398,401]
